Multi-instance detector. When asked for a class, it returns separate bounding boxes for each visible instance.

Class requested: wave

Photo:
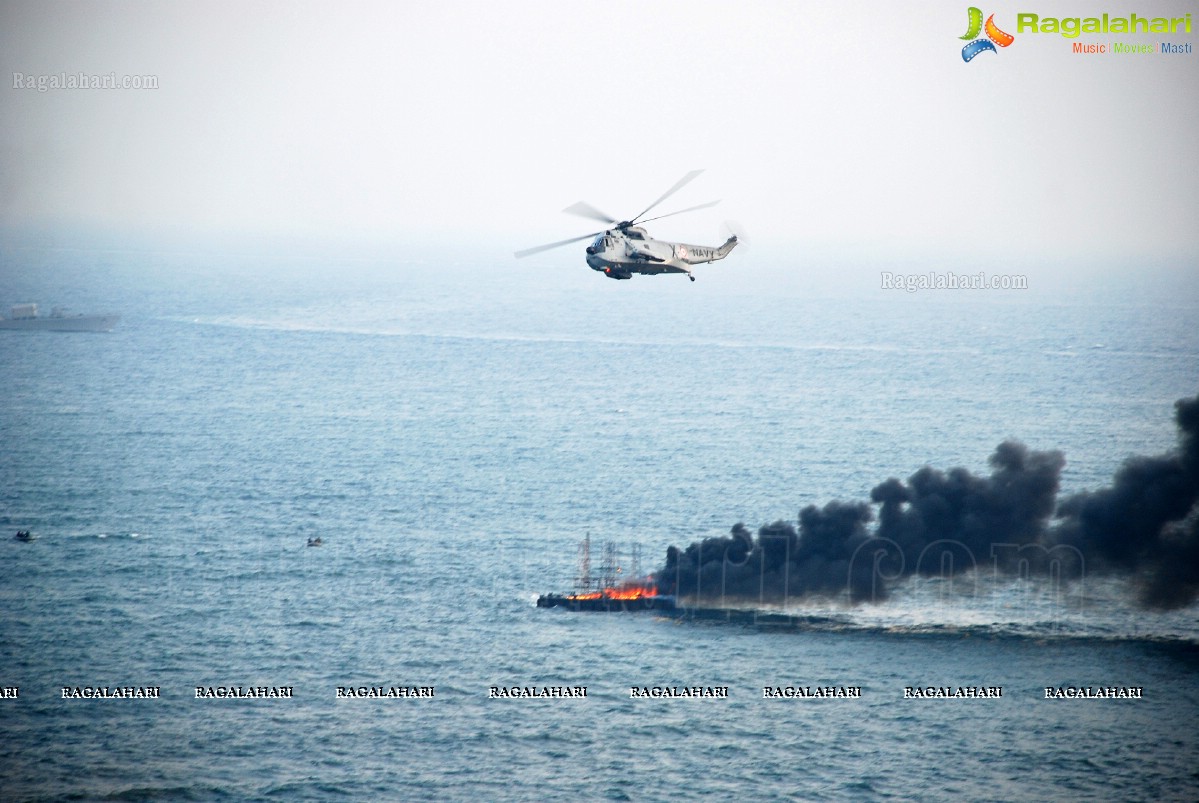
[666,574,1199,645]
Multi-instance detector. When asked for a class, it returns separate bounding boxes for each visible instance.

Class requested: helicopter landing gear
[688,275,695,282]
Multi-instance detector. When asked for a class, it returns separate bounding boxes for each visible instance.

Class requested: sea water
[1,249,1197,801]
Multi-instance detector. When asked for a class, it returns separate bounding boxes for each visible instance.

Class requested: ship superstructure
[536,535,676,612]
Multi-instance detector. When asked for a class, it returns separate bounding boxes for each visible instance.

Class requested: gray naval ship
[0,303,120,332]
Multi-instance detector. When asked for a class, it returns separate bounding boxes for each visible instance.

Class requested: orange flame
[568,582,659,601]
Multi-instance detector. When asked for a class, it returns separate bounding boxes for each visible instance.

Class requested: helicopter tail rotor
[722,219,751,252]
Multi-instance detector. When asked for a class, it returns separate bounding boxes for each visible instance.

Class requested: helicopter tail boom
[676,235,739,265]
[716,235,739,260]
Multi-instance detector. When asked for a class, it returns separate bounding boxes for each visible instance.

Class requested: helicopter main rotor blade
[636,199,721,226]
[562,201,617,226]
[630,169,704,224]
[514,230,603,259]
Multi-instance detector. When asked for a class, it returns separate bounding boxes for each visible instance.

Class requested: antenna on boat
[576,533,592,593]
[599,540,618,591]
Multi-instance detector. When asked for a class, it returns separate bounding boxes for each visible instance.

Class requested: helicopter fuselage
[584,225,738,281]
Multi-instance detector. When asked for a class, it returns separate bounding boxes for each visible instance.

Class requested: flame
[569,582,658,601]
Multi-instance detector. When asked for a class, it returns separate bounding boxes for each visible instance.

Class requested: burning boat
[536,583,676,612]
[536,535,676,612]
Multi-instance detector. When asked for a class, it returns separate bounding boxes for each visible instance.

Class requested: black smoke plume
[1053,395,1199,608]
[656,394,1199,610]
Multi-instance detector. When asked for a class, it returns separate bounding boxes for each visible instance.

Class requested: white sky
[1,0,1197,271]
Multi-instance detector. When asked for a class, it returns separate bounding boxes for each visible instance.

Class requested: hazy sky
[2,0,1197,269]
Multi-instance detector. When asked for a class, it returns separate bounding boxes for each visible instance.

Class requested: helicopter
[514,170,739,282]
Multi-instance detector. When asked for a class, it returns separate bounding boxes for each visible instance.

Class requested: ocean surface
[1,247,1198,801]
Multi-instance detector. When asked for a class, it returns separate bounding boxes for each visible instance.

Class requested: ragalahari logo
[961,7,1015,61]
